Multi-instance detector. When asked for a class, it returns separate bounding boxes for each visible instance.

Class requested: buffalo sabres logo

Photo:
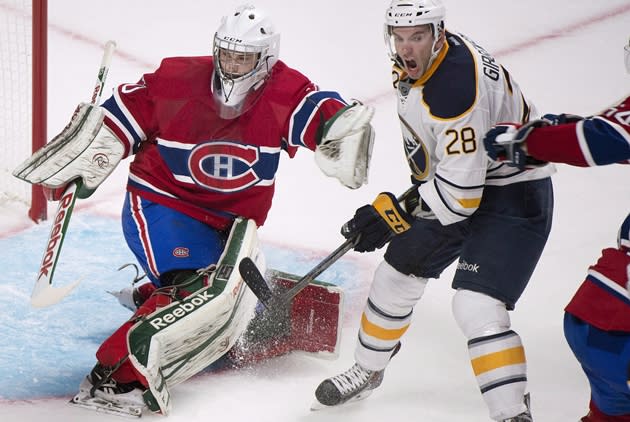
[188,141,261,192]
[399,115,430,181]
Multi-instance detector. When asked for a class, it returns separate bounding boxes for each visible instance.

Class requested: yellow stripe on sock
[360,313,409,341]
[471,346,526,376]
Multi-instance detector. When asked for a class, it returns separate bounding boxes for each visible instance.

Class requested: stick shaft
[31,41,117,307]
[90,41,116,104]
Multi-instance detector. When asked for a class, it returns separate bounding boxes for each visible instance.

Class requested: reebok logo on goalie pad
[149,290,214,330]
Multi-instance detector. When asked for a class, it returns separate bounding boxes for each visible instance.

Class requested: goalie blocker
[72,218,343,417]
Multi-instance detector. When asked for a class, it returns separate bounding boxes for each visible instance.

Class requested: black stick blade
[238,257,274,307]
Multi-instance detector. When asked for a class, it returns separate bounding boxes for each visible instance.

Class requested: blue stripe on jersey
[157,142,281,183]
[486,164,526,180]
[289,91,345,148]
[102,96,143,151]
[435,173,484,190]
[583,119,630,165]
[126,178,237,221]
[585,274,630,305]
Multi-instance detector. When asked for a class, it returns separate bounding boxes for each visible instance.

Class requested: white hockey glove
[314,102,375,189]
[13,102,125,199]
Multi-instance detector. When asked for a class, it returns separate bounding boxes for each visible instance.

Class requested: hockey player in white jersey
[313,1,555,421]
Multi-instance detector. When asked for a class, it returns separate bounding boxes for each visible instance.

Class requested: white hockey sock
[468,330,528,421]
[355,261,427,370]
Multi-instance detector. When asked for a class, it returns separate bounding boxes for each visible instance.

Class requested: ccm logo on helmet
[221,36,243,43]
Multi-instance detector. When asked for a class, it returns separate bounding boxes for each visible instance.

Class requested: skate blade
[310,389,374,411]
[69,392,144,418]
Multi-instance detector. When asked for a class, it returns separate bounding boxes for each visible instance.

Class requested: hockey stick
[30,40,117,308]
[239,185,417,309]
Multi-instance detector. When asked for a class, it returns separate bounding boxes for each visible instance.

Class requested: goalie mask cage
[0,0,47,222]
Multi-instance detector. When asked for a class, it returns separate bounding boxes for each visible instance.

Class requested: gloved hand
[403,186,435,219]
[341,192,413,253]
[483,120,550,169]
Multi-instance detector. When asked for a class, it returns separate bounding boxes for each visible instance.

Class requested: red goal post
[1,0,47,222]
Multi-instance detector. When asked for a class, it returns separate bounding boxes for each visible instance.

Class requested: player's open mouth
[405,59,418,73]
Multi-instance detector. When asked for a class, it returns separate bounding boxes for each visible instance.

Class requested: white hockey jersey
[394,31,555,225]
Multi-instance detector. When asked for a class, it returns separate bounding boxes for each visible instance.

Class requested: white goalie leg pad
[355,261,427,370]
[315,103,375,189]
[452,289,528,421]
[126,218,263,414]
[13,102,124,196]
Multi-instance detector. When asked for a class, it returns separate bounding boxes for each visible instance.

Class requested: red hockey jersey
[101,56,347,229]
[526,95,630,166]
[565,248,630,332]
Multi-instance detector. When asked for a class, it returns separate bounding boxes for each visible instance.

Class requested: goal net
[0,0,47,222]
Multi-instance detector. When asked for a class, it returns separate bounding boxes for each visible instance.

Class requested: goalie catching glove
[12,102,125,199]
[342,192,413,253]
[314,102,375,189]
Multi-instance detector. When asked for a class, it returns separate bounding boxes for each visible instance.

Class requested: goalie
[13,4,373,417]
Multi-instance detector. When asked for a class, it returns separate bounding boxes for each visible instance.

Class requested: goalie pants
[564,313,630,418]
[121,192,227,287]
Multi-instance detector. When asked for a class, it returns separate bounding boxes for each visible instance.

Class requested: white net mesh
[0,0,32,207]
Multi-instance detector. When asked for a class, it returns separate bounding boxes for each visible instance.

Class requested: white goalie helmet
[625,36,630,74]
[384,0,446,63]
[212,4,280,119]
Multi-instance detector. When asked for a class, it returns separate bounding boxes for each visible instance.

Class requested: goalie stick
[239,186,417,309]
[29,40,117,308]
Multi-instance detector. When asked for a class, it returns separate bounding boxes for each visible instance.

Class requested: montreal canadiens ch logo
[188,141,260,192]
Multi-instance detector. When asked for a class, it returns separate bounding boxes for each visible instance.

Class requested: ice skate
[311,362,385,410]
[502,393,533,422]
[69,364,147,418]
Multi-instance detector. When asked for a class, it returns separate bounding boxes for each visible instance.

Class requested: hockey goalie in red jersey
[12,4,375,418]
[484,37,630,422]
